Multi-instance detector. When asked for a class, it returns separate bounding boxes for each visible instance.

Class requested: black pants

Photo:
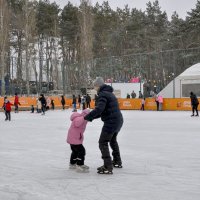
[99,132,122,170]
[15,104,18,113]
[156,101,159,111]
[31,107,34,113]
[192,104,199,115]
[70,144,85,166]
[141,104,144,111]
[41,104,46,114]
[5,111,11,121]
[82,103,86,110]
[86,102,90,108]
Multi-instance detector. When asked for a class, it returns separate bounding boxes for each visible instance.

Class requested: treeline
[1,0,200,95]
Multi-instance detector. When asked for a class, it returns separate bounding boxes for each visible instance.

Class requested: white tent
[159,63,200,98]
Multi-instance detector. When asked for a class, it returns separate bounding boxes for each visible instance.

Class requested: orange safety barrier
[0,97,37,108]
[118,98,200,111]
[0,96,199,111]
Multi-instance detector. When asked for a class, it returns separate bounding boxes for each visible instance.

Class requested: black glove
[84,115,93,122]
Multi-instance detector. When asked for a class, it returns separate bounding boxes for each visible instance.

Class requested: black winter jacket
[39,96,46,106]
[190,94,199,105]
[84,84,123,133]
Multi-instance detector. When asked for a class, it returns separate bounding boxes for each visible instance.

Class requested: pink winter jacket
[158,95,163,103]
[66,109,90,145]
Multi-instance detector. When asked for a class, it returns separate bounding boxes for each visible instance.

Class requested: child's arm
[74,116,85,127]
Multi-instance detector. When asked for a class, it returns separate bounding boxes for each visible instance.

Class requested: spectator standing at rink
[126,94,130,99]
[139,91,143,98]
[190,91,199,117]
[131,91,136,98]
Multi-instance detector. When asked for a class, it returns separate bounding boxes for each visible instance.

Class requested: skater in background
[2,98,13,121]
[46,96,51,110]
[155,95,159,111]
[72,95,77,112]
[66,109,90,172]
[86,94,91,108]
[81,95,86,110]
[78,95,81,109]
[36,98,42,113]
[31,105,34,113]
[141,98,145,111]
[51,99,55,110]
[39,94,46,115]
[158,95,163,111]
[190,91,199,117]
[2,96,7,118]
[61,95,66,110]
[14,93,20,113]
[84,77,123,174]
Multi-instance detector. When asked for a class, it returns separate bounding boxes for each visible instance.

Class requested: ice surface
[1,109,200,200]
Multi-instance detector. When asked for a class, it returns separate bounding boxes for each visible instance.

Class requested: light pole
[172,73,175,98]
[62,61,66,95]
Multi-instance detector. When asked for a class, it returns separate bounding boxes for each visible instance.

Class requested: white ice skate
[69,164,77,169]
[76,165,89,173]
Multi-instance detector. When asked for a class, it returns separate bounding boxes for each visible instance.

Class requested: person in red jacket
[14,93,20,113]
[3,98,13,121]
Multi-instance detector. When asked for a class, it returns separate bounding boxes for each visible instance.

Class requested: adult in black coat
[190,91,199,116]
[84,77,123,173]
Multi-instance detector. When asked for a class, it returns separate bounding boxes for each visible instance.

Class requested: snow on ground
[0,109,200,200]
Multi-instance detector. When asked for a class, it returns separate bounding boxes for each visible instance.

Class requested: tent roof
[179,63,200,77]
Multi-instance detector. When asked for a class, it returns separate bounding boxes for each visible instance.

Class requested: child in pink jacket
[66,109,90,172]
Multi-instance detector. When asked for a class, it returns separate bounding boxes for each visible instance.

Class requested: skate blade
[76,169,89,173]
[97,171,113,174]
[113,165,123,168]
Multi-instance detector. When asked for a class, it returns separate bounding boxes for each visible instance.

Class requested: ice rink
[0,109,200,200]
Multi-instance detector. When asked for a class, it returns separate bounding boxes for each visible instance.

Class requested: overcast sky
[50,0,197,19]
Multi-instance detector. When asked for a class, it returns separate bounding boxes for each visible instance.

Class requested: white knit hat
[93,77,104,87]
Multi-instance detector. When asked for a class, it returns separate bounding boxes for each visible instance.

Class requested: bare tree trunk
[38,35,44,94]
[78,0,94,92]
[24,0,30,96]
[0,0,10,96]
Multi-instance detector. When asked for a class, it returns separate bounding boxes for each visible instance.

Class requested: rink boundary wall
[0,97,199,111]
